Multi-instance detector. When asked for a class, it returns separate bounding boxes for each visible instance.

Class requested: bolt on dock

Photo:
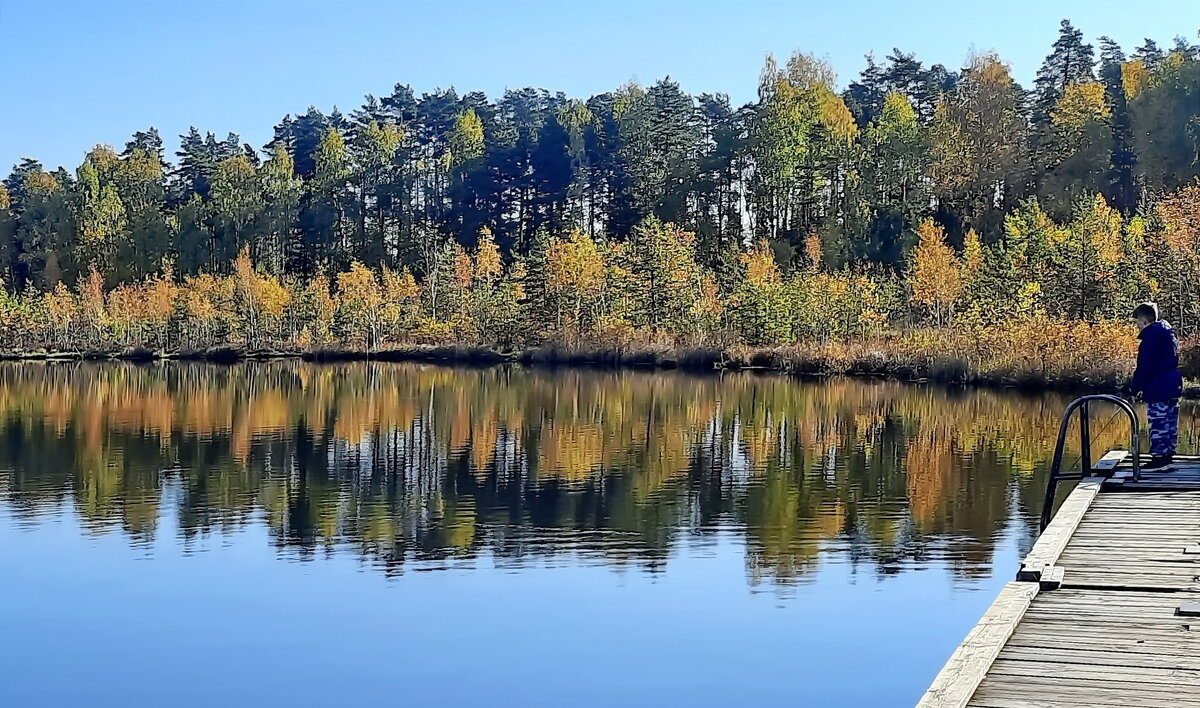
[918,449,1200,707]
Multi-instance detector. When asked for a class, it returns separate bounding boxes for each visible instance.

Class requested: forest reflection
[2,361,1192,586]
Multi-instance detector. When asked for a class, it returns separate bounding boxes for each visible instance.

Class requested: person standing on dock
[1124,302,1183,469]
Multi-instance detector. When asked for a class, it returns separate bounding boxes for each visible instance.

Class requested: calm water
[2,362,1196,707]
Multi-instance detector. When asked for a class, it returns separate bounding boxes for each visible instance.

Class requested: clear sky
[2,0,1197,173]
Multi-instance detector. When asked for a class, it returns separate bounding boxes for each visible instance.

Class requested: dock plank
[1092,450,1129,471]
[915,582,1039,708]
[988,657,1200,685]
[1018,477,1104,581]
[1004,649,1200,666]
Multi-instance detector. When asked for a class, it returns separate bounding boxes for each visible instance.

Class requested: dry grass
[3,314,1185,396]
[478,317,1148,393]
[735,317,1140,390]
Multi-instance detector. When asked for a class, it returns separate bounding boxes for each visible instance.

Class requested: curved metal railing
[1040,395,1140,531]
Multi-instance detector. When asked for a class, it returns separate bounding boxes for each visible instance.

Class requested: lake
[1,361,1195,707]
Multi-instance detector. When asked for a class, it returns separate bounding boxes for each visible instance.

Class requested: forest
[2,20,1199,385]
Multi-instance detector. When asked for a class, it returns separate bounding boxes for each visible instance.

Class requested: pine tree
[845,53,886,125]
[692,94,748,266]
[1098,37,1138,212]
[1133,39,1165,69]
[617,78,701,228]
[1034,20,1096,123]
[115,144,172,280]
[289,107,331,178]
[261,145,302,275]
[13,166,77,288]
[861,91,929,262]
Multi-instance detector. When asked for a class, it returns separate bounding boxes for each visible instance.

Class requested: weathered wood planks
[1018,476,1104,582]
[1092,449,1129,471]
[916,582,1040,708]
[966,585,1200,706]
[918,454,1200,708]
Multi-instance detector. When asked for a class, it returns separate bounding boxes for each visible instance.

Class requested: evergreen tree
[692,93,747,267]
[861,91,929,262]
[616,78,700,228]
[260,145,302,274]
[1133,39,1165,69]
[1034,20,1097,123]
[10,166,77,288]
[289,107,331,178]
[1097,37,1138,212]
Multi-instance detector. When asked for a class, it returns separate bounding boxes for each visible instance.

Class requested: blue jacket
[1128,320,1183,404]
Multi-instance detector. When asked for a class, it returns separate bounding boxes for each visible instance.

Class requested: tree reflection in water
[1,361,1194,587]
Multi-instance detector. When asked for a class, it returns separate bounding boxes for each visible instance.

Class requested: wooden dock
[918,453,1200,708]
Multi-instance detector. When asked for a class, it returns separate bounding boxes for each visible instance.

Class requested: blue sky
[2,0,1197,173]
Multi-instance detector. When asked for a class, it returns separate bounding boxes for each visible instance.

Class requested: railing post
[1041,400,1078,532]
[1080,400,1092,473]
[1131,419,1141,483]
[1040,394,1140,533]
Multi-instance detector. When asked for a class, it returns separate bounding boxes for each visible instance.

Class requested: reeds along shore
[3,324,1197,398]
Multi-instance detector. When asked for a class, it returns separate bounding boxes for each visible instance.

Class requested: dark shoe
[1143,455,1174,470]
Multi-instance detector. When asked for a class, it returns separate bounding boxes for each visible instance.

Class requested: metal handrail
[1039,395,1141,531]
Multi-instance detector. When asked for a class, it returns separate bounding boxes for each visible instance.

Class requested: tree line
[2,21,1199,355]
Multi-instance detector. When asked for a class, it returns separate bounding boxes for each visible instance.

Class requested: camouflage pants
[1148,399,1180,458]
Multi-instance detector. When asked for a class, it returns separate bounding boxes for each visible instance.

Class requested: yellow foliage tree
[1050,81,1112,132]
[336,262,384,348]
[44,282,78,350]
[546,231,605,332]
[1153,185,1200,332]
[380,266,421,340]
[231,246,291,348]
[473,228,502,286]
[908,220,963,326]
[300,275,336,347]
[145,267,177,348]
[733,240,789,344]
[78,266,108,348]
[1121,59,1150,100]
[803,233,823,273]
[742,239,781,285]
[181,273,231,349]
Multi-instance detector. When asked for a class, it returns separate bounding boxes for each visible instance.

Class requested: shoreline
[3,344,1196,400]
